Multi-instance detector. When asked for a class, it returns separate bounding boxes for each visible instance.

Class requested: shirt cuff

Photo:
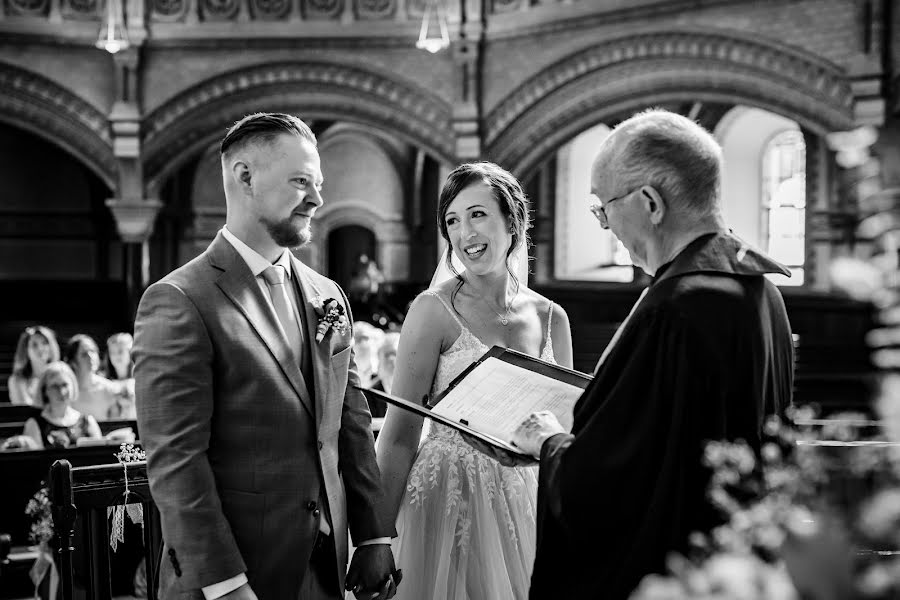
[202,573,248,599]
[356,537,392,547]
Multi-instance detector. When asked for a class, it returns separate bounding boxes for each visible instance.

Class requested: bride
[375,162,573,600]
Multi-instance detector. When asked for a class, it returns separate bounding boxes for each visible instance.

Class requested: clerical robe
[531,232,794,600]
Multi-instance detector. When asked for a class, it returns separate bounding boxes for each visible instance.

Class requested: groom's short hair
[220,113,317,159]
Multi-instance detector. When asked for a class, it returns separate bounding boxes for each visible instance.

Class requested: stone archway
[310,200,411,283]
[485,28,856,177]
[142,61,456,195]
[0,62,116,189]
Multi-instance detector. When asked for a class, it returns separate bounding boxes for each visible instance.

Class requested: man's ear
[231,161,252,191]
[641,186,666,226]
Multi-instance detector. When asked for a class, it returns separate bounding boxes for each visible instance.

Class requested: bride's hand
[459,432,537,467]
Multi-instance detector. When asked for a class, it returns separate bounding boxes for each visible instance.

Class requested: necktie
[260,266,327,536]
[261,265,303,363]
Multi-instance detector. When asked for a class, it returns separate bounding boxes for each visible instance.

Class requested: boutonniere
[311,296,350,343]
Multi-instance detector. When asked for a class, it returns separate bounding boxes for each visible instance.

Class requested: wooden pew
[0,445,138,551]
[51,459,161,600]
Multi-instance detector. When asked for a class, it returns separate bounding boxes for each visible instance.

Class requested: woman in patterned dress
[376,162,573,600]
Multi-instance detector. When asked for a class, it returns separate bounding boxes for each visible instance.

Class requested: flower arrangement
[311,296,349,342]
[630,404,900,600]
[25,485,53,546]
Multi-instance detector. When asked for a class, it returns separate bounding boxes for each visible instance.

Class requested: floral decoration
[630,404,900,600]
[311,296,349,343]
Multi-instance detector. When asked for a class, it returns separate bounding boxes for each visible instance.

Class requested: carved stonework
[491,0,521,14]
[151,0,188,20]
[142,62,454,189]
[486,29,857,176]
[355,0,392,20]
[61,0,101,18]
[6,0,49,16]
[200,0,239,20]
[303,0,341,19]
[0,64,115,190]
[249,0,289,19]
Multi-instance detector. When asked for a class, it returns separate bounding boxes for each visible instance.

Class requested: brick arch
[142,61,455,193]
[0,62,115,189]
[485,29,855,176]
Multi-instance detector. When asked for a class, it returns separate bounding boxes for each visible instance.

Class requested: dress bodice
[422,290,556,447]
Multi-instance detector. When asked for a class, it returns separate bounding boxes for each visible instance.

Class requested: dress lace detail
[392,291,556,600]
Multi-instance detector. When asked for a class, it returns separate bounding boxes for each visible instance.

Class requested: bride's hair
[436,162,531,310]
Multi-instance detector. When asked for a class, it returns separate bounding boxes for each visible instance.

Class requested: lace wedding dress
[391,291,556,600]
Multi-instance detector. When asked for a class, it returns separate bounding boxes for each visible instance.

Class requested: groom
[134,113,397,600]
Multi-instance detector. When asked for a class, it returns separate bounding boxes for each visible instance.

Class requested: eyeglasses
[589,186,642,229]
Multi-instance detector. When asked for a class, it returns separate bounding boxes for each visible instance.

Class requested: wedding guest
[104,333,136,419]
[368,332,400,422]
[377,162,573,600]
[7,325,60,405]
[352,321,382,387]
[511,109,795,600]
[64,334,118,420]
[104,332,134,380]
[3,361,102,450]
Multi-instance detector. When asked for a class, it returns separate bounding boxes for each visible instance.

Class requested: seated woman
[7,325,60,405]
[64,334,119,420]
[103,332,136,419]
[4,361,102,450]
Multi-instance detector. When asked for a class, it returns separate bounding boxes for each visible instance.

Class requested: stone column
[451,0,483,160]
[105,44,162,317]
[825,126,883,261]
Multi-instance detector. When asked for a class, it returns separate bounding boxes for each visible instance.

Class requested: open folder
[357,346,592,458]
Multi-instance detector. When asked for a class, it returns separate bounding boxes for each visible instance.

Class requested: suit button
[307,501,317,511]
[317,440,324,451]
[313,509,320,518]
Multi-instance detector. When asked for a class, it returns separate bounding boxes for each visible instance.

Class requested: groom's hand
[346,544,398,600]
[218,583,258,600]
[511,411,566,458]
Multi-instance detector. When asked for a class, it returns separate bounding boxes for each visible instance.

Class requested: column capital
[106,198,163,243]
[826,126,879,168]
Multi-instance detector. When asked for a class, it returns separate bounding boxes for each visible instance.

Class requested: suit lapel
[209,235,316,421]
[292,256,329,430]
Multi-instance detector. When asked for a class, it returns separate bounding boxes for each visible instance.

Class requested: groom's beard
[262,214,311,248]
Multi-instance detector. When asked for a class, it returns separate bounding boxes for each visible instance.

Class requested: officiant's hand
[459,433,537,467]
[511,411,566,458]
[346,544,398,599]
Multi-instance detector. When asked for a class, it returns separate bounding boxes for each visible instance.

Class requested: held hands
[345,544,400,600]
[510,411,566,458]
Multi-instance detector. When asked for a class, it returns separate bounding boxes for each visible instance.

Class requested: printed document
[431,357,582,444]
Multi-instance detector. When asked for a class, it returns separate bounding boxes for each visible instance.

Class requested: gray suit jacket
[134,232,393,600]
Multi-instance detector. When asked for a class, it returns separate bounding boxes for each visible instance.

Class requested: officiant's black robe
[530,232,794,600]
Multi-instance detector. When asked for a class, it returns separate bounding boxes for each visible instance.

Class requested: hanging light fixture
[96,0,130,54]
[416,0,450,54]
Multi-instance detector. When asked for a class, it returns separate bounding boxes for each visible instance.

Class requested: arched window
[554,123,634,282]
[761,130,806,284]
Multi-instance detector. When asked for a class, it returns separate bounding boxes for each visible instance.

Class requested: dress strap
[542,301,555,358]
[422,290,467,331]
[545,301,554,339]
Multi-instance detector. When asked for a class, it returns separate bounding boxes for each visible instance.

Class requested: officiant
[510,109,795,600]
